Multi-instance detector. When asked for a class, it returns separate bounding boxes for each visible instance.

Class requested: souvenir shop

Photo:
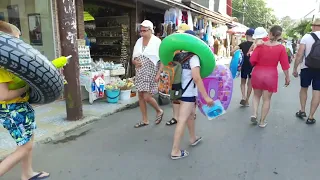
[78,1,134,104]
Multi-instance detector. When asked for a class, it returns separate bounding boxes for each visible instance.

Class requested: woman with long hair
[250,25,290,128]
[132,20,164,128]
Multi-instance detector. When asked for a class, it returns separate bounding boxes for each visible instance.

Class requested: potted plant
[105,81,120,103]
[117,78,135,100]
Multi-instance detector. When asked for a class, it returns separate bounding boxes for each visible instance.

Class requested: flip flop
[171,150,189,160]
[134,122,149,128]
[191,137,203,146]
[28,172,50,180]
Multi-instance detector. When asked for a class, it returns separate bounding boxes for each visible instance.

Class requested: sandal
[306,118,316,125]
[240,99,246,106]
[171,150,189,160]
[250,116,258,125]
[296,111,307,118]
[166,118,177,126]
[155,111,164,125]
[191,137,202,146]
[134,122,149,128]
[29,172,50,180]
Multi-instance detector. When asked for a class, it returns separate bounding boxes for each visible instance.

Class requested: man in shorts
[232,29,254,106]
[293,16,320,125]
[0,21,50,179]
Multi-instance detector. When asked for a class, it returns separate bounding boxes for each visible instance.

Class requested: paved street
[4,69,320,180]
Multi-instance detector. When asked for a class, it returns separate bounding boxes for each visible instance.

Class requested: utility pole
[242,0,247,24]
[57,0,83,121]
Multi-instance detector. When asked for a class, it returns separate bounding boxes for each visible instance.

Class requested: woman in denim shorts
[0,21,49,180]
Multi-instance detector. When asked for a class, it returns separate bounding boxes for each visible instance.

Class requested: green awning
[84,11,95,21]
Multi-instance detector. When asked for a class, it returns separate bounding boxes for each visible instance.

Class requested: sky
[266,0,317,19]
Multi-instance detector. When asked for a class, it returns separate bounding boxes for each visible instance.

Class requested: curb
[0,99,139,160]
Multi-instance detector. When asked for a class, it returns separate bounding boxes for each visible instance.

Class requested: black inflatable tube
[0,33,64,104]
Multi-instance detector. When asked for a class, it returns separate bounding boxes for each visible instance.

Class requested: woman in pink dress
[249,25,290,128]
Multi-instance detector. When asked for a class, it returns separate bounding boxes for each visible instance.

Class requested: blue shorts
[300,68,320,91]
[0,103,36,146]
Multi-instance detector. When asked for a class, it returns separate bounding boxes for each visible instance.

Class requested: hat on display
[245,28,255,36]
[312,14,320,26]
[176,23,190,33]
[252,27,268,39]
[184,30,196,36]
[140,20,154,33]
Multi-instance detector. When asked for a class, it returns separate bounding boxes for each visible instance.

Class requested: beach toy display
[159,33,216,78]
[197,64,233,116]
[0,33,64,104]
[230,50,244,79]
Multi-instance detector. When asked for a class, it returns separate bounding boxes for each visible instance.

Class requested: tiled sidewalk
[0,97,138,158]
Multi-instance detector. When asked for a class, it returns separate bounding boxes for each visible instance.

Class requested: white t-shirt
[182,55,200,97]
[300,31,320,69]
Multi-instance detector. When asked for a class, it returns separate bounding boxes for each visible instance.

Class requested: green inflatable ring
[159,33,215,78]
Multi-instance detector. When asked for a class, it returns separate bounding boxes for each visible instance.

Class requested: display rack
[84,15,131,66]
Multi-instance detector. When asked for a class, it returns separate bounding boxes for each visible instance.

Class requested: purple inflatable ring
[197,64,233,115]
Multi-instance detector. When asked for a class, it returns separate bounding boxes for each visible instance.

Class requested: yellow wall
[0,0,55,60]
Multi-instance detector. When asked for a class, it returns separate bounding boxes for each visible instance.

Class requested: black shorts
[241,66,252,79]
[180,96,196,103]
[300,68,320,91]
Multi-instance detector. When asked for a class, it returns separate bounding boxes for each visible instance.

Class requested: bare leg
[240,78,247,100]
[171,102,194,156]
[143,92,163,116]
[138,92,148,124]
[20,136,49,180]
[0,138,33,177]
[245,79,253,105]
[300,88,308,113]
[187,106,197,143]
[308,90,320,119]
[252,89,263,118]
[260,90,273,125]
[173,103,179,120]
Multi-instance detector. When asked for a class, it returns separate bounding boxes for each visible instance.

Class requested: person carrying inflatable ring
[0,21,50,180]
[158,23,192,126]
[159,30,214,160]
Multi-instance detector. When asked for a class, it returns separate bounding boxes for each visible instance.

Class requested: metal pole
[57,0,83,121]
[242,0,246,24]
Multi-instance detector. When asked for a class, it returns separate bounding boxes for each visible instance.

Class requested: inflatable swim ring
[159,33,215,78]
[197,64,233,115]
[230,50,244,79]
[0,33,64,104]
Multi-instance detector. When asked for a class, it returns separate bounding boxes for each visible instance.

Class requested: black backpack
[305,33,320,69]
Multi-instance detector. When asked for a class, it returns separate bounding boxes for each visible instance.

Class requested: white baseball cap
[253,27,268,39]
[140,20,154,34]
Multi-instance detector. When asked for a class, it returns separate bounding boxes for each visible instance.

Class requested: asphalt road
[4,69,320,180]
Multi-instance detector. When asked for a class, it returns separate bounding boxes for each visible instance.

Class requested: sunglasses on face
[140,29,149,33]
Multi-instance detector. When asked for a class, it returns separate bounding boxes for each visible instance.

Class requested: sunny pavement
[4,65,320,180]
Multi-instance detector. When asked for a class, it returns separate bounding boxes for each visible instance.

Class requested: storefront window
[0,0,56,60]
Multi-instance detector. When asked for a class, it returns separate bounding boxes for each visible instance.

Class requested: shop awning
[158,0,231,24]
[84,11,95,21]
[226,22,249,35]
[181,1,232,24]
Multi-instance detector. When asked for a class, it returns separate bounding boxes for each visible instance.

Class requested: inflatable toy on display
[159,33,216,78]
[197,64,233,116]
[230,50,244,79]
[0,33,65,104]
